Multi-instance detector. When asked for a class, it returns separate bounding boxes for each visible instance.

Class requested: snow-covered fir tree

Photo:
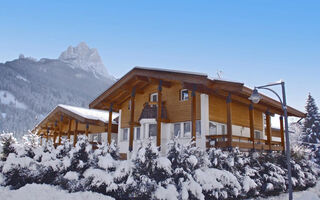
[302,93,320,144]
[0,133,17,161]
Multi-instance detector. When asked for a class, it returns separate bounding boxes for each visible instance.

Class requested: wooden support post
[249,104,255,150]
[53,120,58,147]
[108,103,113,145]
[74,120,78,147]
[191,85,197,142]
[67,119,72,140]
[85,124,89,137]
[46,127,49,143]
[226,93,233,148]
[280,116,285,151]
[157,80,162,147]
[58,115,63,145]
[40,134,43,146]
[266,111,272,151]
[129,87,136,152]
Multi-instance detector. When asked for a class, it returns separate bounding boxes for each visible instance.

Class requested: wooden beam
[280,116,285,151]
[226,93,233,148]
[249,104,255,150]
[266,111,272,151]
[129,87,136,152]
[108,103,113,145]
[157,81,162,147]
[191,85,196,142]
[74,120,78,147]
[53,120,58,147]
[58,115,63,145]
[67,119,72,140]
[85,124,89,137]
[46,126,49,143]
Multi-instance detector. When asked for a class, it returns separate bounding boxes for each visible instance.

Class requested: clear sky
[0,0,319,112]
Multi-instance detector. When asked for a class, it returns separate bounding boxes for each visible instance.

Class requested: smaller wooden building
[32,104,118,147]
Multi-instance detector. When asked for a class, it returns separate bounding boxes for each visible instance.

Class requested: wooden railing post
[157,80,162,148]
[129,87,136,152]
[74,120,78,147]
[191,85,197,142]
[108,103,113,145]
[226,93,233,148]
[266,111,272,151]
[280,116,285,151]
[249,104,255,150]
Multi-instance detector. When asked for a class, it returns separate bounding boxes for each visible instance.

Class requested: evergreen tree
[302,93,320,143]
[0,133,17,161]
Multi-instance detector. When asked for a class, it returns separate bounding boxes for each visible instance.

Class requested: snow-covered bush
[0,134,318,199]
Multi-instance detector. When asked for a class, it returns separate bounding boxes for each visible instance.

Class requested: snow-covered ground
[251,180,320,200]
[1,181,319,200]
[0,184,114,200]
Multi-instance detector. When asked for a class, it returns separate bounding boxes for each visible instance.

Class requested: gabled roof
[32,104,119,133]
[89,67,305,118]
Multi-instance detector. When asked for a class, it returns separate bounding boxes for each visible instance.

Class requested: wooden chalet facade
[32,104,118,147]
[89,67,305,157]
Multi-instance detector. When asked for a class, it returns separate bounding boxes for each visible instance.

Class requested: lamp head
[249,88,262,104]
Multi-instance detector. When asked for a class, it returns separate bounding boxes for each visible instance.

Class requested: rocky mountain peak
[59,42,112,79]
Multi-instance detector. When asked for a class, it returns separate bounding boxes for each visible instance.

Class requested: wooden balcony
[206,135,284,151]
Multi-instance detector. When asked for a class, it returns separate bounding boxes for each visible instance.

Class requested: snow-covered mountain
[59,42,114,80]
[0,43,115,137]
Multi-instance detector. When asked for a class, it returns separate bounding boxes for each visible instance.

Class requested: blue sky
[0,1,319,112]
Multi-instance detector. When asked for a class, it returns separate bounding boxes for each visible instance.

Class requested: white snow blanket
[0,184,114,200]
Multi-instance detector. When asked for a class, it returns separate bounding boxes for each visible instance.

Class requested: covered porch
[32,104,118,148]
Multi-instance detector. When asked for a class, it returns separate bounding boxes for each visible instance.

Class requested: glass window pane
[221,124,226,135]
[181,90,189,101]
[196,120,201,136]
[174,123,181,138]
[184,122,191,137]
[136,127,141,140]
[123,128,128,141]
[149,124,157,137]
[209,122,217,135]
[150,93,158,102]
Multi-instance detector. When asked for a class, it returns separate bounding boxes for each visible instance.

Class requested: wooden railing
[206,135,284,151]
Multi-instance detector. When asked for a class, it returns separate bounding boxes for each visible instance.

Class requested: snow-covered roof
[58,104,119,124]
[134,66,208,77]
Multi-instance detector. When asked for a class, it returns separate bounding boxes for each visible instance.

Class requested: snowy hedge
[0,132,319,200]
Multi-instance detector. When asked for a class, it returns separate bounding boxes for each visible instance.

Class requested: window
[196,120,201,136]
[150,93,158,102]
[183,122,191,137]
[180,89,189,101]
[136,127,141,140]
[128,100,131,110]
[209,122,217,135]
[174,123,181,138]
[254,131,261,140]
[149,124,157,137]
[221,124,226,135]
[122,128,128,141]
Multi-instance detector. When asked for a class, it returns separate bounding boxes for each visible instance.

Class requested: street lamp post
[249,81,293,200]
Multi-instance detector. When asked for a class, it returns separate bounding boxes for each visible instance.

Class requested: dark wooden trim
[108,104,113,145]
[157,81,162,147]
[265,112,272,150]
[226,93,232,147]
[74,120,78,147]
[249,104,255,149]
[191,85,197,142]
[129,88,136,152]
[280,116,285,151]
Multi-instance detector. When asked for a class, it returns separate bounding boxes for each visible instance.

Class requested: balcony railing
[206,135,283,151]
